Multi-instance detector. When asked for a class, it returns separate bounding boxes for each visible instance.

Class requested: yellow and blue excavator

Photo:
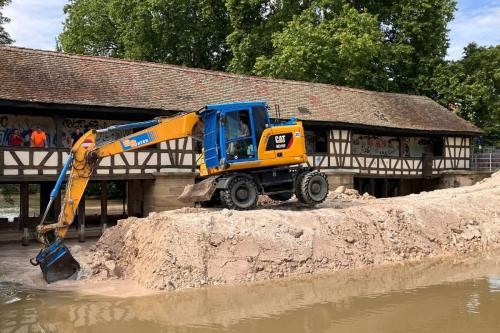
[31,101,329,283]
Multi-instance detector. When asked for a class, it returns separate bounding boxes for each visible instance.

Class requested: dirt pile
[81,171,500,291]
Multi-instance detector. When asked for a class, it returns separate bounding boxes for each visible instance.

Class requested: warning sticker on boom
[266,133,293,150]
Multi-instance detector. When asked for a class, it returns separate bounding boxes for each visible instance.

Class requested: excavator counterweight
[33,101,328,283]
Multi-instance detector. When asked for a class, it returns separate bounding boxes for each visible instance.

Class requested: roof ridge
[0,45,428,100]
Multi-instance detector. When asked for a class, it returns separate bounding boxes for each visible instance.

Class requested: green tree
[227,0,456,94]
[431,43,500,146]
[225,0,313,74]
[254,4,389,90]
[58,0,231,70]
[0,0,13,44]
[350,0,457,94]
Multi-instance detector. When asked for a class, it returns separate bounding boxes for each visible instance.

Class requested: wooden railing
[0,138,197,181]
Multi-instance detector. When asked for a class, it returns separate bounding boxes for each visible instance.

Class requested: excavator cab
[201,101,270,169]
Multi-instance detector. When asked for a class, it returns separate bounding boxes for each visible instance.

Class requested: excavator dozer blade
[34,238,80,283]
[178,176,218,203]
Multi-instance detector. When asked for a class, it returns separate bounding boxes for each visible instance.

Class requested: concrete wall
[143,172,196,214]
[323,170,356,191]
[438,171,492,189]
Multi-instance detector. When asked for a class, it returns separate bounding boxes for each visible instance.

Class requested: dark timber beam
[78,195,86,242]
[100,180,108,232]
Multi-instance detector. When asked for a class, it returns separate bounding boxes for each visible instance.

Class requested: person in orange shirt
[30,127,48,148]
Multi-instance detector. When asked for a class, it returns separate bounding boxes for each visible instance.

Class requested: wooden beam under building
[78,195,85,242]
[100,180,108,232]
[20,182,29,245]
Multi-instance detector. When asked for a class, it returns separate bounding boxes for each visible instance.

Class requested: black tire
[269,192,293,202]
[200,190,222,207]
[221,176,258,210]
[300,171,329,205]
[294,171,308,204]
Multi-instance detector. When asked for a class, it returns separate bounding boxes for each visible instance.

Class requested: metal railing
[471,147,500,171]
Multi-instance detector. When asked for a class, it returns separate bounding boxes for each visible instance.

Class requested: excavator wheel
[300,170,329,205]
[221,176,258,210]
[294,171,308,204]
[269,192,293,202]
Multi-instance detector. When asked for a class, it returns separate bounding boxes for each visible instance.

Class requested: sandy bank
[79,171,500,291]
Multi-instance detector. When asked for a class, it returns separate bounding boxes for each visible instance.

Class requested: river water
[1,254,500,333]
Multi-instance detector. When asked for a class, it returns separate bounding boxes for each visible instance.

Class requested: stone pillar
[143,172,197,214]
[323,169,356,191]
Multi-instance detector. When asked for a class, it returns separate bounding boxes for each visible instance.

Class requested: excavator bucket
[33,239,80,283]
[178,176,218,203]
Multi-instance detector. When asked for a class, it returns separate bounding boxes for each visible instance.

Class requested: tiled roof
[0,46,481,134]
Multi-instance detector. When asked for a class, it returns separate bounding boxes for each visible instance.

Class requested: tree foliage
[431,44,500,145]
[225,0,313,74]
[228,0,456,95]
[254,4,389,90]
[58,0,231,70]
[349,0,456,94]
[0,0,13,45]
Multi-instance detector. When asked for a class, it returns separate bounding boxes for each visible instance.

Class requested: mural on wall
[0,114,130,148]
[401,137,433,157]
[352,133,434,158]
[351,134,400,157]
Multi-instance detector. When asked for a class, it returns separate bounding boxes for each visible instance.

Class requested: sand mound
[81,172,500,291]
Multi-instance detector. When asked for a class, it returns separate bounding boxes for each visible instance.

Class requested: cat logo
[275,135,286,144]
[265,133,293,151]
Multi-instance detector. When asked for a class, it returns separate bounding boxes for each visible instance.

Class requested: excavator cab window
[252,105,269,145]
[223,109,256,162]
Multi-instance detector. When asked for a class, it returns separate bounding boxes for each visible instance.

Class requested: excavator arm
[37,112,199,242]
[32,112,200,282]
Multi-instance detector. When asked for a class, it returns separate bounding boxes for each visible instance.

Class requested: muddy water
[2,254,500,333]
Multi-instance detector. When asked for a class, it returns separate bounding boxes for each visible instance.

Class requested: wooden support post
[78,195,86,242]
[370,178,375,197]
[54,116,63,147]
[383,179,389,198]
[39,183,51,217]
[122,182,127,217]
[100,180,108,233]
[127,180,143,217]
[53,187,62,221]
[20,182,29,245]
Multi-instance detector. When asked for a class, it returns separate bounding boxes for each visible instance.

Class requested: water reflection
[2,254,500,333]
[488,276,500,292]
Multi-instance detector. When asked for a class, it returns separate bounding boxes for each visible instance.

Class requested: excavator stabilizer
[178,176,218,203]
[32,238,80,283]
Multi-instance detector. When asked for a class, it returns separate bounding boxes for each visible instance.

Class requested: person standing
[30,127,48,148]
[8,129,23,146]
[70,128,83,147]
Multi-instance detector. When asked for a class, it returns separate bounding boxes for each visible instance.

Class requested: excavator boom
[32,112,200,282]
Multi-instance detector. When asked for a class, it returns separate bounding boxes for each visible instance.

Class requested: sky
[3,0,500,60]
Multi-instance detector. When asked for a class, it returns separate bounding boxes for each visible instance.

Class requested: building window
[305,129,328,154]
[432,137,444,157]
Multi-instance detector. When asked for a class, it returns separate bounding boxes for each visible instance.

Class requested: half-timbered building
[0,46,484,241]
